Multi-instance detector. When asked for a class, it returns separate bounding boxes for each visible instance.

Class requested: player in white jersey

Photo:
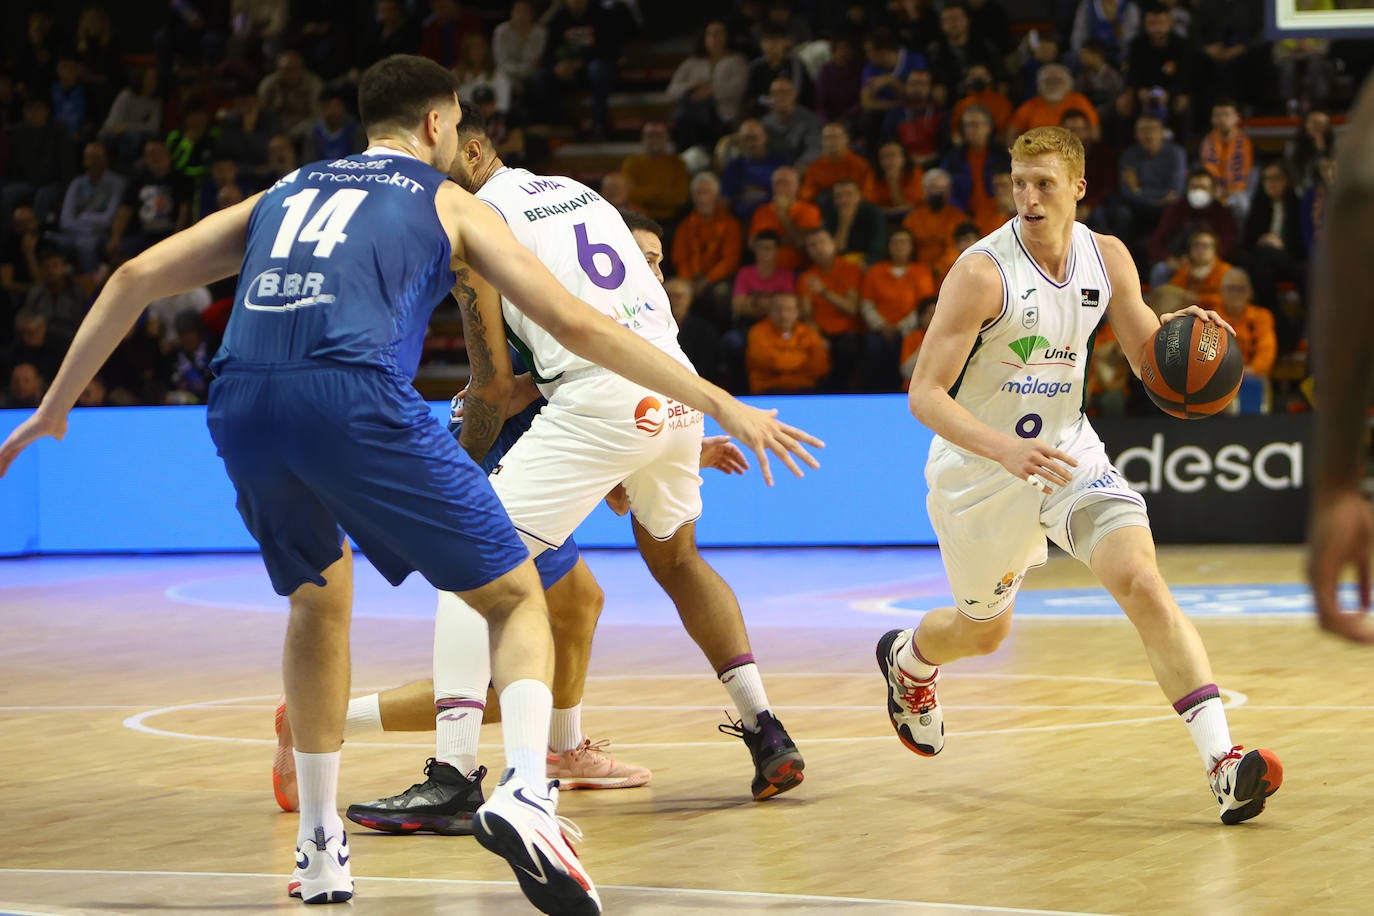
[358,104,809,806]
[876,126,1284,824]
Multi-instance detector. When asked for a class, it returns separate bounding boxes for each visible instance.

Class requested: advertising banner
[1096,414,1309,543]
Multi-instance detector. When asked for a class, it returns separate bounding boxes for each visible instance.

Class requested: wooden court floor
[0,544,1371,915]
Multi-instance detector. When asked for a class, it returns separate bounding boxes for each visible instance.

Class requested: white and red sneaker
[1209,745,1283,825]
[474,769,601,915]
[876,629,945,757]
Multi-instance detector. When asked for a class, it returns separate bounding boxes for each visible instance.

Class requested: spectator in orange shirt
[746,291,830,393]
[822,177,888,266]
[1167,230,1230,313]
[867,140,925,220]
[931,220,983,288]
[1217,267,1276,378]
[899,294,938,390]
[748,165,822,271]
[799,227,864,390]
[941,104,1010,222]
[621,122,691,225]
[900,168,969,270]
[949,64,1013,134]
[1198,98,1255,224]
[800,122,875,204]
[671,171,742,328]
[1006,64,1099,145]
[725,230,794,392]
[861,228,936,390]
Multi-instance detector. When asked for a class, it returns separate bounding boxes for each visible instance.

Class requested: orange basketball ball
[1139,315,1243,419]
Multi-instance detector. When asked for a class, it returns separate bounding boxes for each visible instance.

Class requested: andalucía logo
[1005,335,1078,368]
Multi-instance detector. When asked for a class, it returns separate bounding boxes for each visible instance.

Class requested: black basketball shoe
[346,759,486,835]
[718,711,805,800]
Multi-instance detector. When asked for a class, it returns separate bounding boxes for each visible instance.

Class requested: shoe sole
[1220,749,1284,826]
[875,629,943,757]
[474,809,600,916]
[753,753,805,801]
[557,776,652,790]
[273,702,298,813]
[288,882,354,905]
[345,807,475,836]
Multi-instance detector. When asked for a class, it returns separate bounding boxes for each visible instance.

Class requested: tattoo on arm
[454,267,503,463]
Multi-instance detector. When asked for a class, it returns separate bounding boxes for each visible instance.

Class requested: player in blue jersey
[0,54,821,914]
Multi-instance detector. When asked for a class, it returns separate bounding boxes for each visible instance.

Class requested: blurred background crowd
[0,0,1367,413]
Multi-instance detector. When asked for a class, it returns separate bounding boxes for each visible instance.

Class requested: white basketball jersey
[477,167,681,383]
[946,217,1112,448]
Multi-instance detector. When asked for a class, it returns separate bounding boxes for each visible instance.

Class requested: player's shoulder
[942,245,1005,303]
[1087,229,1132,273]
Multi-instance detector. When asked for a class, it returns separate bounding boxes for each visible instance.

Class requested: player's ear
[1075,176,1086,201]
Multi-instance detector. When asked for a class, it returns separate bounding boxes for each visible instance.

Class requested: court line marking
[0,868,1115,915]
[117,677,1250,750]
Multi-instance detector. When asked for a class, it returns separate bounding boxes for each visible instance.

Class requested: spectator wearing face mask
[900,168,968,270]
[1148,169,1237,286]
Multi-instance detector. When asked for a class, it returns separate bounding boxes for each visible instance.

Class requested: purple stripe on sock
[435,698,485,712]
[909,639,938,668]
[715,653,756,678]
[1172,683,1220,715]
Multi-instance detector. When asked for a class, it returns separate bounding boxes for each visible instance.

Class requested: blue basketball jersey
[213,149,456,378]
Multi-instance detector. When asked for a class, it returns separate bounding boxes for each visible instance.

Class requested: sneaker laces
[896,675,938,714]
[717,713,746,739]
[569,738,613,761]
[1209,745,1244,778]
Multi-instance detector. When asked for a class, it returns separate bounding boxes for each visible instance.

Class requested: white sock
[550,705,584,753]
[717,655,770,732]
[1175,687,1234,768]
[433,589,491,773]
[500,679,553,787]
[895,632,938,681]
[435,698,484,775]
[342,693,382,738]
[293,749,344,844]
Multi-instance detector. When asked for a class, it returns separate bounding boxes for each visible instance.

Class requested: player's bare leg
[283,544,354,903]
[1090,525,1282,823]
[877,606,1012,758]
[633,519,803,800]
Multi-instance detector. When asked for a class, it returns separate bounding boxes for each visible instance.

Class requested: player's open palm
[0,408,67,477]
[1307,489,1374,644]
[716,401,823,486]
[1000,438,1077,494]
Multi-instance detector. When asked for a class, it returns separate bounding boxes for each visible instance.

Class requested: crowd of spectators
[1,0,1367,413]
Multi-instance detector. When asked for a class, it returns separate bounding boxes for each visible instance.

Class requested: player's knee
[1114,567,1174,620]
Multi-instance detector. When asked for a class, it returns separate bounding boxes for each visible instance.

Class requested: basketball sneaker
[474,769,601,916]
[717,711,805,801]
[876,628,945,756]
[273,700,297,813]
[548,738,652,790]
[345,759,486,835]
[288,826,353,904]
[1208,745,1283,825]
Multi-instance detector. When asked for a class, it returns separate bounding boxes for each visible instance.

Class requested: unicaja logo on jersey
[634,397,664,436]
[1005,336,1078,368]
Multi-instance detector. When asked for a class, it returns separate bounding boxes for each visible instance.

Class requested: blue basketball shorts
[450,396,579,591]
[207,364,529,596]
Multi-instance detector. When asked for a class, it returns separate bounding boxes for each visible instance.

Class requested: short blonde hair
[1010,126,1085,180]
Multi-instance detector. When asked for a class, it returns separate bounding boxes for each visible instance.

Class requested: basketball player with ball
[876,125,1282,824]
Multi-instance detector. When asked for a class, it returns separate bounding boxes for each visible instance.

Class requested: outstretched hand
[1307,489,1374,644]
[714,401,823,487]
[700,435,748,475]
[0,407,68,477]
